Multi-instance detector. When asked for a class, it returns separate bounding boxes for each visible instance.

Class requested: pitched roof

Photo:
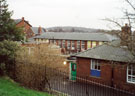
[13,19,32,27]
[34,32,118,42]
[76,41,135,63]
[31,27,45,34]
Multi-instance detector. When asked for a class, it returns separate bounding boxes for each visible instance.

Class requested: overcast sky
[7,0,127,29]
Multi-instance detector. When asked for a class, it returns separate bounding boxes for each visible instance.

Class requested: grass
[0,77,51,96]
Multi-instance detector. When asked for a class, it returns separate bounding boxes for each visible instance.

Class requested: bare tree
[103,0,135,64]
[15,43,67,91]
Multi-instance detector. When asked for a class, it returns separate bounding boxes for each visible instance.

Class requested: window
[99,41,103,45]
[127,65,135,83]
[62,40,65,48]
[67,40,70,49]
[71,41,75,50]
[58,40,62,48]
[90,59,101,77]
[77,41,81,52]
[92,41,97,48]
[81,41,85,50]
[87,41,92,49]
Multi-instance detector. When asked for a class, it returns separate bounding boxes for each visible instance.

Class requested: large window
[92,41,97,48]
[87,41,92,49]
[99,41,103,45]
[71,41,75,50]
[58,40,62,48]
[90,59,101,77]
[127,65,135,84]
[77,41,81,52]
[67,40,70,50]
[81,41,85,50]
[62,40,65,48]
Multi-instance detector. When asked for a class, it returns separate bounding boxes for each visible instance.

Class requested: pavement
[46,76,134,96]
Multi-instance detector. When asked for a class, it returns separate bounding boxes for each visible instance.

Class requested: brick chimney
[38,26,42,35]
[22,17,24,21]
[121,23,131,45]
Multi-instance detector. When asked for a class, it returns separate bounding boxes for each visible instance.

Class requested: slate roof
[34,32,118,42]
[76,41,135,63]
[31,27,45,34]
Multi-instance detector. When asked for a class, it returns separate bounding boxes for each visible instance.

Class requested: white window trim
[91,59,100,71]
[81,41,85,50]
[127,65,135,84]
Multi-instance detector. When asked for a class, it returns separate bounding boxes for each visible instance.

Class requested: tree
[104,0,135,57]
[0,0,25,41]
[0,40,20,76]
[0,0,24,76]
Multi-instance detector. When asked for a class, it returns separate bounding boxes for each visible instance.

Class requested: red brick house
[75,40,135,93]
[14,17,32,38]
[34,32,118,54]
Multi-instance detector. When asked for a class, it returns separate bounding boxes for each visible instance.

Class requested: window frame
[90,59,101,77]
[127,65,135,84]
[81,41,85,50]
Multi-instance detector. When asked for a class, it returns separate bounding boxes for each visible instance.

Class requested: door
[70,62,77,80]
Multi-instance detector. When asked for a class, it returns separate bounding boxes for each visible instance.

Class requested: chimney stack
[22,17,24,21]
[121,23,131,46]
[38,26,42,35]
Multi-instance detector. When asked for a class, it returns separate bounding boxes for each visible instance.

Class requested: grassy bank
[0,77,51,96]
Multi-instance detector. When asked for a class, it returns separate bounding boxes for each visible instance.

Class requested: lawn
[0,77,51,96]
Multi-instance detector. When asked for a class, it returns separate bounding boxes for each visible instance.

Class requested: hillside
[46,26,106,33]
[0,77,51,96]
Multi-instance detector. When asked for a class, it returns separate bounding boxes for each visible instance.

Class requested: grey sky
[7,0,126,29]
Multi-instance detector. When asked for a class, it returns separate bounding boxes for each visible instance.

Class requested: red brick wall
[113,64,135,93]
[26,28,35,38]
[49,40,103,54]
[76,57,135,93]
[16,21,31,33]
[16,19,31,38]
[76,57,112,85]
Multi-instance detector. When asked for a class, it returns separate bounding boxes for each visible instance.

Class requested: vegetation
[0,40,20,76]
[0,77,51,96]
[15,44,66,91]
[0,0,25,41]
[0,0,24,77]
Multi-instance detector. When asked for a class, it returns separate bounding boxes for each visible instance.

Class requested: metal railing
[44,68,135,96]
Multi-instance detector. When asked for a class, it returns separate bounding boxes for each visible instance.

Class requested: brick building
[14,17,32,38]
[34,32,118,54]
[75,40,135,93]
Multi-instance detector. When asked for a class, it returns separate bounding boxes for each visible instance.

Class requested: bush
[0,40,20,77]
[15,44,65,91]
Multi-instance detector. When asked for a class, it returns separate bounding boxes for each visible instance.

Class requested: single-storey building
[34,32,118,54]
[75,40,135,93]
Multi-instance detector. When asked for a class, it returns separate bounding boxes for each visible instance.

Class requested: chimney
[38,26,42,35]
[22,17,24,21]
[121,23,131,46]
